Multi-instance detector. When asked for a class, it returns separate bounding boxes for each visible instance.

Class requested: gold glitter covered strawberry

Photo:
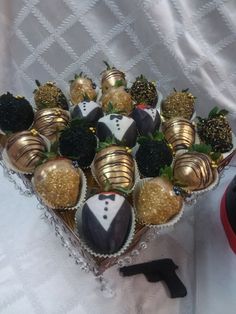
[34,81,69,111]
[92,140,135,192]
[101,86,133,115]
[161,88,195,120]
[33,158,81,209]
[69,72,97,105]
[134,177,183,225]
[101,61,127,94]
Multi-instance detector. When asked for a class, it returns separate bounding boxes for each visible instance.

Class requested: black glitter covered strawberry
[130,74,158,107]
[135,132,173,177]
[59,119,97,168]
[0,92,34,133]
[197,106,233,153]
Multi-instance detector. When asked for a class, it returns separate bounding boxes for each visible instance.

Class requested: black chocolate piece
[120,259,187,298]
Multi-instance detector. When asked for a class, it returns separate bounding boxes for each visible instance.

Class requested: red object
[220,187,236,253]
[136,103,150,110]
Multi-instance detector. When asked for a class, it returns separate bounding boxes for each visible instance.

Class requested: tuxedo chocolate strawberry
[79,192,132,254]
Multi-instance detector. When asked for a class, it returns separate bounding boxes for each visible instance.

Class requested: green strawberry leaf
[137,131,164,144]
[160,165,173,181]
[113,186,132,196]
[136,74,148,82]
[196,116,204,122]
[208,106,219,118]
[218,109,229,116]
[189,143,212,155]
[96,136,118,152]
[210,151,222,162]
[153,131,165,141]
[68,117,89,130]
[114,79,124,88]
[137,135,149,144]
[107,101,114,113]
[82,93,90,102]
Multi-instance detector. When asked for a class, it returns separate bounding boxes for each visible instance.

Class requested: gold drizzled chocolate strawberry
[162,117,195,151]
[33,108,70,142]
[173,150,217,191]
[5,130,48,173]
[93,139,135,192]
[101,61,126,94]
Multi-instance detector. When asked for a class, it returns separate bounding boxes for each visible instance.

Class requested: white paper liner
[31,167,87,211]
[187,169,220,196]
[156,89,163,111]
[90,158,140,193]
[132,177,185,230]
[74,203,136,258]
[2,148,34,175]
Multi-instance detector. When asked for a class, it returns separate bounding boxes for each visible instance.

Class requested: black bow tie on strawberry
[98,194,116,201]
[110,114,123,120]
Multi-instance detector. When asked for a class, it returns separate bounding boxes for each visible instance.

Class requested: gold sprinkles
[136,178,183,225]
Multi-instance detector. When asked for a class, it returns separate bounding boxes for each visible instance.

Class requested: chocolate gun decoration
[119,258,187,298]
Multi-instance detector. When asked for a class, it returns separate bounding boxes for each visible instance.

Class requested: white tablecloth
[1,164,236,314]
[1,1,236,313]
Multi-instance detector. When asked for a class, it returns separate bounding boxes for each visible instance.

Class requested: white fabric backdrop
[0,0,236,313]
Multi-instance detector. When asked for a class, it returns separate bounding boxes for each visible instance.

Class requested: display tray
[0,144,235,276]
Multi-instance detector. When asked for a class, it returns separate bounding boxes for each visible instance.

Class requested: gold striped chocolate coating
[33,108,70,142]
[6,130,47,173]
[93,145,135,190]
[162,117,195,151]
[101,69,126,94]
[173,152,216,191]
